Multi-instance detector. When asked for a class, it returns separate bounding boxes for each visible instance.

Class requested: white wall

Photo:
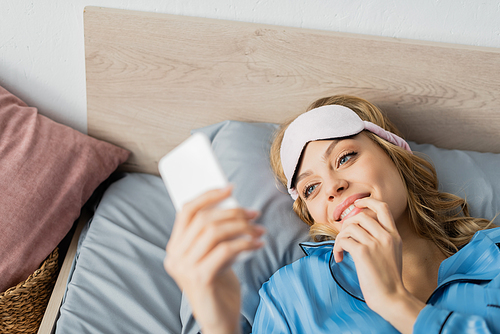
[1,0,499,133]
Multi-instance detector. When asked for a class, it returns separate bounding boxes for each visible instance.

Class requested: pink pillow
[0,85,129,292]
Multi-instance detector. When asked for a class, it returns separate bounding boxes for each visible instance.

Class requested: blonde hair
[270,95,496,256]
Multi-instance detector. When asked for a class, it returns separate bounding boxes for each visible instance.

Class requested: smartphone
[158,132,238,212]
[159,133,254,262]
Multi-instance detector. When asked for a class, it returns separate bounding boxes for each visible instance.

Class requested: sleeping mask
[280,105,412,200]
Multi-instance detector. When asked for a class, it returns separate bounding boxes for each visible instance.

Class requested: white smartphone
[159,133,254,262]
[158,132,238,212]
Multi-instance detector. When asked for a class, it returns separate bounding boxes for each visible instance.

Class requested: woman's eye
[304,184,318,199]
[338,152,357,167]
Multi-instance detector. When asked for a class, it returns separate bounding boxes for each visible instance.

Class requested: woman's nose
[325,178,348,201]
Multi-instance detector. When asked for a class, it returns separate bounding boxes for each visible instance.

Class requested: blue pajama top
[251,227,500,333]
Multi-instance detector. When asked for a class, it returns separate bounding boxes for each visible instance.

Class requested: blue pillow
[180,121,499,333]
[409,142,500,221]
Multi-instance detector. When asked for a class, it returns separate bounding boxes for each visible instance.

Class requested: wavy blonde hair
[270,95,496,257]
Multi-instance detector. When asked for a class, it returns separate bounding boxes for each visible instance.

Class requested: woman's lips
[340,205,363,222]
[333,193,370,222]
[340,204,356,220]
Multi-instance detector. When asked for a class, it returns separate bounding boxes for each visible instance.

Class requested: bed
[23,5,500,334]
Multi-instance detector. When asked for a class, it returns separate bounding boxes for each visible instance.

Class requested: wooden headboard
[84,6,500,176]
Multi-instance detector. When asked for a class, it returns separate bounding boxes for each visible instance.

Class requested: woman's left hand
[333,197,425,334]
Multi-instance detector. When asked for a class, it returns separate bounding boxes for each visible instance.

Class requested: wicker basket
[0,248,59,334]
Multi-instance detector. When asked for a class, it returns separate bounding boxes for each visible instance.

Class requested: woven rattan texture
[0,248,59,333]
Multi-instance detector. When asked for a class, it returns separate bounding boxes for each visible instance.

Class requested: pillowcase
[0,85,129,292]
[179,121,500,334]
[57,173,184,334]
[409,142,500,221]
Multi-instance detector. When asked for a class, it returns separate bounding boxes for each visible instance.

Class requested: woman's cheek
[309,202,326,224]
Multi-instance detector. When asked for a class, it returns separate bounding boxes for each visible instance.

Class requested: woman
[164,95,499,334]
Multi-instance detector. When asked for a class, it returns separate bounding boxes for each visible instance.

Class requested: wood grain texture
[85,6,500,175]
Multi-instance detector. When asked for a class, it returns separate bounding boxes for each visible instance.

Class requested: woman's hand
[333,197,425,334]
[164,186,265,334]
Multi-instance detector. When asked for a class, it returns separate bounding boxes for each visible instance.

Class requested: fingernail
[254,225,266,234]
[354,199,363,206]
[253,238,265,247]
[245,209,260,219]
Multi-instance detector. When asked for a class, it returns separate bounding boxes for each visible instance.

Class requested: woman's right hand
[164,186,265,334]
[333,197,423,334]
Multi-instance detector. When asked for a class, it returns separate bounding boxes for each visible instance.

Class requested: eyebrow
[294,140,340,186]
[323,139,340,162]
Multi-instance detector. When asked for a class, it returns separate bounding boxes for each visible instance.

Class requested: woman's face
[294,132,408,232]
